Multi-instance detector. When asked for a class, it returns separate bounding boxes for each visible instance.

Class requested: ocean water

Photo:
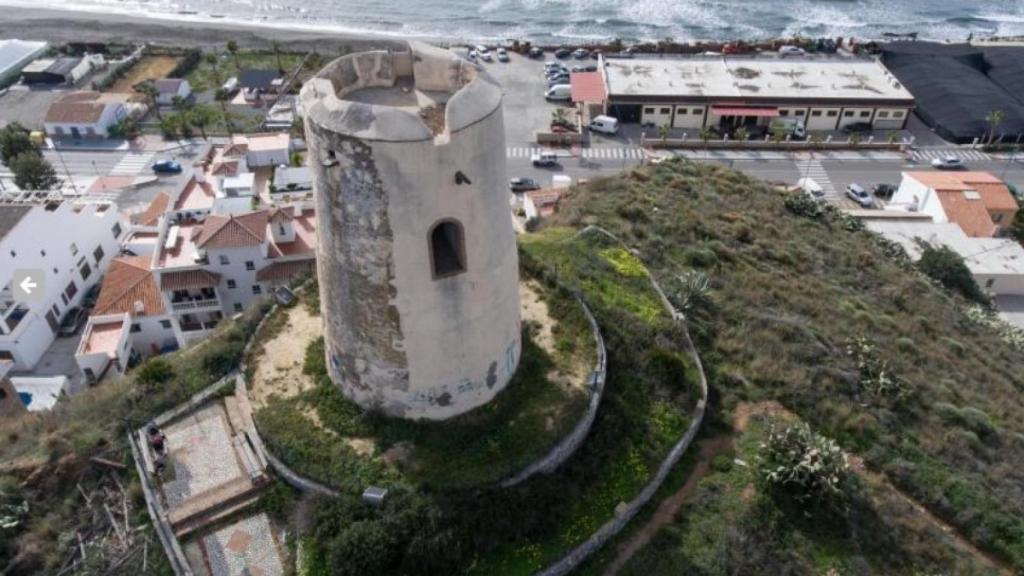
[10,0,1024,43]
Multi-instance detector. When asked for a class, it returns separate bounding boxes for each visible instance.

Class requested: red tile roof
[44,91,127,124]
[160,269,222,291]
[255,259,315,282]
[93,257,165,317]
[195,211,268,249]
[570,72,607,104]
[133,192,171,227]
[908,172,1018,238]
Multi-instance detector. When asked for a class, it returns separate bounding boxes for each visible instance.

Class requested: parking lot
[0,85,70,129]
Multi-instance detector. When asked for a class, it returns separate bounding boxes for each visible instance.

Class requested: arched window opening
[430,220,466,279]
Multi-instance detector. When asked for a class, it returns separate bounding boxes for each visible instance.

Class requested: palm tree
[214,88,234,136]
[134,81,161,120]
[204,52,222,86]
[551,108,568,128]
[271,41,284,73]
[658,124,670,144]
[733,126,749,142]
[227,40,241,72]
[986,109,1005,146]
[886,130,899,145]
[188,106,216,140]
[171,95,192,114]
[849,132,862,146]
[699,127,713,159]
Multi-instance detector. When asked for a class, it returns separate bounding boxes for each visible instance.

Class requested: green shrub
[758,422,850,513]
[917,244,990,306]
[134,358,174,388]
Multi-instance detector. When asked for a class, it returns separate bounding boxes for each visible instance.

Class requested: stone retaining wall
[501,294,607,487]
[534,226,710,576]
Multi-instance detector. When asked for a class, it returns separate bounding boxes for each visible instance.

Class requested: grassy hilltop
[2,158,1024,576]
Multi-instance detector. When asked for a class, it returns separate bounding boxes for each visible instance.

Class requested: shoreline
[0,6,414,52]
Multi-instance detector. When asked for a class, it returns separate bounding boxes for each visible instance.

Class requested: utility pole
[52,148,79,195]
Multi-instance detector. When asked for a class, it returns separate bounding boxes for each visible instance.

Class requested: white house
[154,78,192,106]
[226,133,291,168]
[887,171,1019,238]
[0,202,126,371]
[44,91,130,140]
[866,220,1024,295]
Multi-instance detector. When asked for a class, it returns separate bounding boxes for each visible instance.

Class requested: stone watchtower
[300,42,521,420]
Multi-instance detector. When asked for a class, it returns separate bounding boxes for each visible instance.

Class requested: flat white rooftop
[604,56,915,102]
[867,221,1024,276]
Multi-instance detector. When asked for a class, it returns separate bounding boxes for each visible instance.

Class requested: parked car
[545,84,572,101]
[845,183,875,208]
[571,65,587,73]
[931,156,965,170]
[58,307,87,337]
[480,51,493,62]
[550,124,573,133]
[873,183,897,200]
[588,115,619,135]
[778,45,806,56]
[554,47,572,58]
[221,77,239,95]
[467,49,478,61]
[152,160,182,174]
[81,282,102,309]
[510,177,541,192]
[544,60,564,70]
[573,48,590,59]
[547,75,571,87]
[532,152,559,167]
[497,47,509,62]
[798,178,826,201]
[842,122,873,134]
[475,45,489,56]
[529,46,544,58]
[545,68,568,79]
[583,64,598,72]
[590,50,602,60]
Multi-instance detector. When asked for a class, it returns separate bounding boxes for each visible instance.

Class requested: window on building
[843,110,854,117]
[70,243,78,256]
[279,224,286,236]
[130,323,141,333]
[692,108,703,115]
[8,250,14,258]
[233,303,243,312]
[93,245,104,263]
[859,110,871,118]
[877,111,890,118]
[993,213,1004,224]
[160,320,172,329]
[826,111,838,117]
[986,278,996,289]
[61,293,69,305]
[51,304,60,318]
[219,255,230,265]
[429,220,467,279]
[811,110,822,117]
[660,107,670,114]
[0,350,13,362]
[795,110,806,116]
[40,249,46,257]
[644,107,655,114]
[44,310,59,333]
[245,261,255,271]
[779,110,789,116]
[676,107,687,115]
[227,279,237,289]
[64,281,78,301]
[252,285,262,295]
[112,223,122,238]
[892,111,904,118]
[79,262,91,281]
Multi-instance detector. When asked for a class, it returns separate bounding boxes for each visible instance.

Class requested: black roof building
[881,42,1024,144]
[238,69,280,92]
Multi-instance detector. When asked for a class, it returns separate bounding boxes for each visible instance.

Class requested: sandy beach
[0,5,412,52]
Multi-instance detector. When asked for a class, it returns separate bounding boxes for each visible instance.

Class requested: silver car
[845,183,874,208]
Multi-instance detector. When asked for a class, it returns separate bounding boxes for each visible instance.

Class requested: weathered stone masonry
[302,42,521,420]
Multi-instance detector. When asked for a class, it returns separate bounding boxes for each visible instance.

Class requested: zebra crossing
[109,152,155,176]
[799,158,839,202]
[505,146,644,160]
[910,148,990,162]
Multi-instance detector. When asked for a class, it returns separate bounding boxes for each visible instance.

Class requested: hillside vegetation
[544,159,1024,574]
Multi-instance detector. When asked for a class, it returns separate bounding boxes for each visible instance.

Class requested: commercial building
[0,39,48,86]
[44,91,131,140]
[887,172,1018,238]
[0,202,126,371]
[881,42,1024,143]
[590,55,914,132]
[21,55,98,85]
[301,41,522,420]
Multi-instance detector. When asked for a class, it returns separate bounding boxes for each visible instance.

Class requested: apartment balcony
[179,320,220,345]
[170,297,222,313]
[1,304,29,334]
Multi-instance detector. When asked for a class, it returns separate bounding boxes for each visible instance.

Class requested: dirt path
[602,435,734,576]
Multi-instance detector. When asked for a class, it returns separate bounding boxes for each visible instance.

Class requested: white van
[797,177,825,201]
[545,84,572,101]
[588,115,619,135]
[221,77,239,94]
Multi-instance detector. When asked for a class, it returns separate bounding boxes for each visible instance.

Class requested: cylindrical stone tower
[301,42,521,420]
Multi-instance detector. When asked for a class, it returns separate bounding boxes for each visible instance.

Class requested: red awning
[571,72,607,104]
[710,106,779,117]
